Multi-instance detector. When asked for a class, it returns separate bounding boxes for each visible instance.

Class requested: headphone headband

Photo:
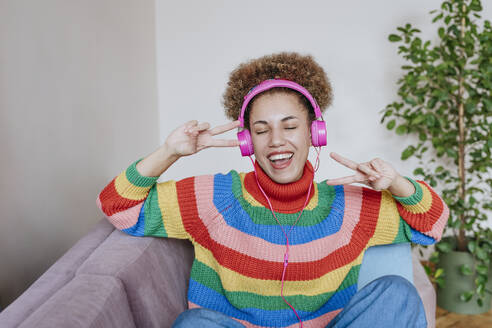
[238,79,322,127]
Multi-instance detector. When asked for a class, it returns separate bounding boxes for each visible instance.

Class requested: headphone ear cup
[311,121,327,147]
[237,129,254,156]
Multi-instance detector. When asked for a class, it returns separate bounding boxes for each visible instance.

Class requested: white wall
[0,0,159,308]
[155,0,491,218]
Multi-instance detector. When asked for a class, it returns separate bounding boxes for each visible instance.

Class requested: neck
[244,160,315,213]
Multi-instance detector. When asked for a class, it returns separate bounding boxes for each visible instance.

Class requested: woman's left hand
[325,152,398,191]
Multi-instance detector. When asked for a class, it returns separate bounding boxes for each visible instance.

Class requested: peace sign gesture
[165,120,240,158]
[325,152,398,191]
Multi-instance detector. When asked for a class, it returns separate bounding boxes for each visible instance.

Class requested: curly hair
[222,52,333,129]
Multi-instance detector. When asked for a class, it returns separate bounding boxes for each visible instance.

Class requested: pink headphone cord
[248,147,321,328]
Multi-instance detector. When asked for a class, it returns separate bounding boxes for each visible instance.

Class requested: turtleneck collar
[243,160,315,213]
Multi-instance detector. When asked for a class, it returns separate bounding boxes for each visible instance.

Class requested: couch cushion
[358,243,413,290]
[19,274,135,328]
[0,219,114,327]
[77,229,194,327]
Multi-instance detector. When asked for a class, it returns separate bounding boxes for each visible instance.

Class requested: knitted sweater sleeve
[359,177,449,246]
[96,158,199,240]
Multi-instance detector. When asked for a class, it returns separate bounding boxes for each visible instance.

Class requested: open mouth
[268,152,293,169]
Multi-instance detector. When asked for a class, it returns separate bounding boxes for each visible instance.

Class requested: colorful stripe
[192,242,365,296]
[187,279,356,327]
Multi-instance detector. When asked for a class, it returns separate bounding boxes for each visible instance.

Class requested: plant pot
[437,250,492,314]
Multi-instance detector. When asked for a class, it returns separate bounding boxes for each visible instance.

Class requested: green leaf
[468,240,477,253]
[432,13,444,23]
[484,99,492,112]
[428,97,438,109]
[389,34,402,42]
[436,277,445,289]
[476,247,488,260]
[429,251,439,263]
[476,265,488,275]
[396,125,408,135]
[460,291,474,302]
[476,283,485,296]
[476,275,487,286]
[436,241,452,253]
[435,268,444,278]
[446,148,458,159]
[470,0,482,11]
[465,102,476,114]
[404,97,417,106]
[436,146,445,157]
[386,119,396,130]
[401,146,416,160]
[438,27,445,38]
[460,264,473,276]
[425,114,436,127]
[411,115,426,125]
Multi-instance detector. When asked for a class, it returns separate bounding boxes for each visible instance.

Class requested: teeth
[268,153,293,161]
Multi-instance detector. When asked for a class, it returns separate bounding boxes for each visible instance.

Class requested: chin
[257,156,305,184]
[267,167,303,184]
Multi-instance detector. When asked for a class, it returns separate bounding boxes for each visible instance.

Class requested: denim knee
[371,275,417,294]
[371,275,426,321]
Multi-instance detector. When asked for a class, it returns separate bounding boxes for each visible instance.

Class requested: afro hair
[222,52,333,128]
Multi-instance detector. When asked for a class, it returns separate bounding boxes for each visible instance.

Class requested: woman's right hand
[165,120,241,158]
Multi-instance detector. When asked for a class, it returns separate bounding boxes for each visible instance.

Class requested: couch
[0,218,436,327]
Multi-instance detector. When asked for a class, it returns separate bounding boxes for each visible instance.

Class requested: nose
[269,126,286,147]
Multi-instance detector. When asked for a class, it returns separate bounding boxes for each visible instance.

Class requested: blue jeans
[172,275,427,328]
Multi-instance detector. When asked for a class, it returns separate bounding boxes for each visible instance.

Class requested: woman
[97,52,448,328]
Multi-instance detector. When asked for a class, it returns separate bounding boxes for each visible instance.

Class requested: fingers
[208,138,240,148]
[184,120,198,129]
[209,120,241,136]
[329,152,359,170]
[184,120,197,134]
[182,120,241,149]
[326,175,360,185]
[185,121,210,136]
[196,122,210,131]
[184,120,240,136]
[357,163,381,180]
[330,153,384,181]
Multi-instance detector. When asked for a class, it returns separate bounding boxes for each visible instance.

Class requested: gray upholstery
[0,218,435,327]
[19,274,136,328]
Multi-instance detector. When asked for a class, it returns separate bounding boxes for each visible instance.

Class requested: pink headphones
[237,79,327,156]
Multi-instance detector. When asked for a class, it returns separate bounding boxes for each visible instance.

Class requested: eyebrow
[252,116,299,126]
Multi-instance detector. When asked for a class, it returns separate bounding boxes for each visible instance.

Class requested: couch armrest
[0,219,115,327]
[413,256,436,328]
[19,274,136,328]
[77,226,194,328]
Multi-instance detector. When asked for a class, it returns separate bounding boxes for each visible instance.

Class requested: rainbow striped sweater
[97,158,449,327]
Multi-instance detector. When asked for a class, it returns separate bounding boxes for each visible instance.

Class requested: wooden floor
[436,306,492,328]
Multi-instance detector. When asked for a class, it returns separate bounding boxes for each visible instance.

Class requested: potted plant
[381,0,492,314]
